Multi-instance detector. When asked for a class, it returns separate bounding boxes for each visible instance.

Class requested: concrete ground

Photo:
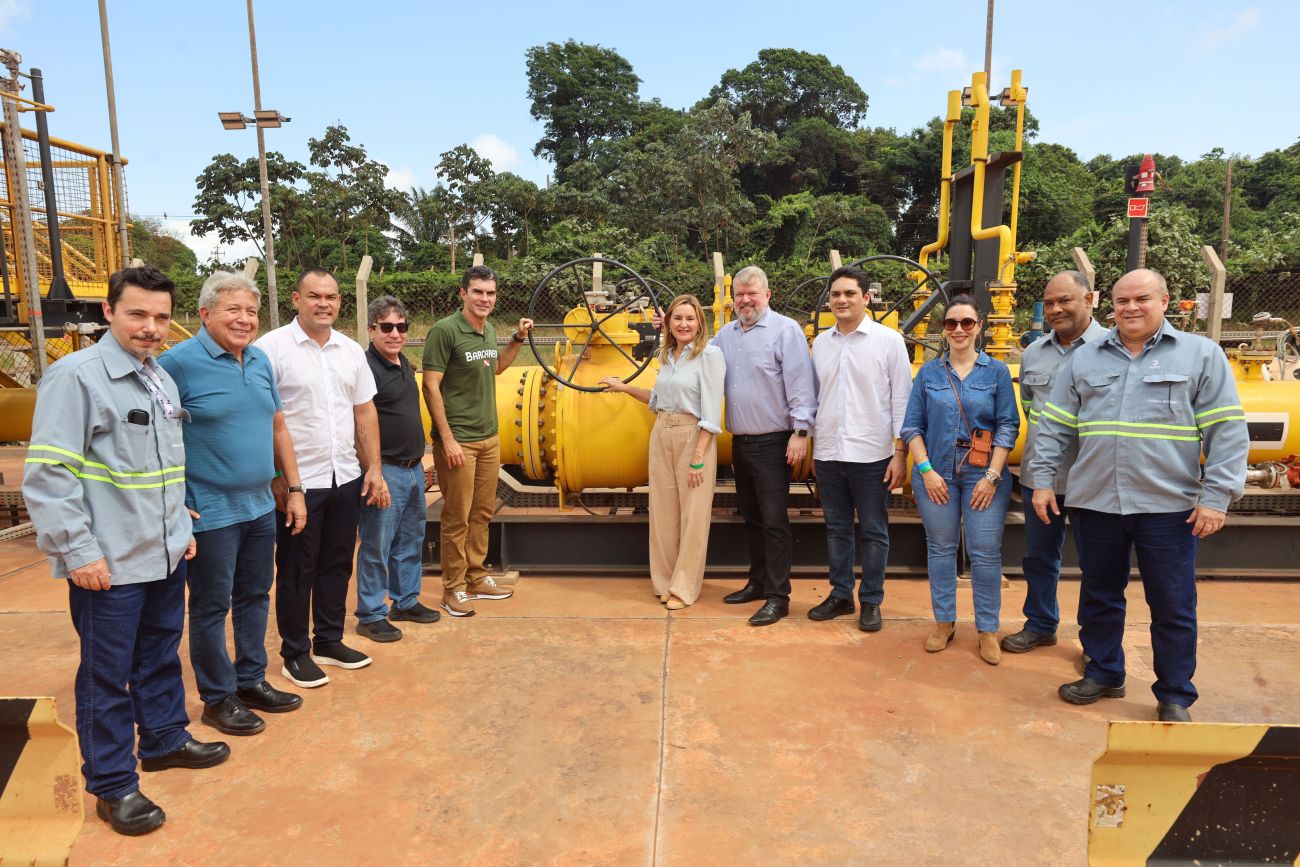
[2,524,1298,866]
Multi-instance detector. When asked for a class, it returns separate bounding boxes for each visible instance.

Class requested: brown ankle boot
[979,631,1001,665]
[925,622,955,652]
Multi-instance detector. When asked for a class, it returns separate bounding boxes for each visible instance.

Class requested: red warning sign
[1127,198,1149,219]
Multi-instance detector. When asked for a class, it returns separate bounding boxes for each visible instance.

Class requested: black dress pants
[732,431,794,600]
[275,475,362,660]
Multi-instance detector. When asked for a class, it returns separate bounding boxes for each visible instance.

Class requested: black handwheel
[778,275,831,329]
[526,257,664,393]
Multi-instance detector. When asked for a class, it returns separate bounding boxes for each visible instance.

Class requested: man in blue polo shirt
[160,271,309,737]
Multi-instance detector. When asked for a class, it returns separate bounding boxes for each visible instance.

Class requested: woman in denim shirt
[900,294,1020,665]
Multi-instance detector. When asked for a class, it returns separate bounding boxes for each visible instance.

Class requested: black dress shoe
[748,599,789,627]
[1157,702,1192,722]
[96,789,165,836]
[1000,629,1058,653]
[1058,677,1126,706]
[724,583,766,605]
[140,739,231,772]
[236,680,303,713]
[201,695,265,736]
[858,602,882,633]
[808,595,854,621]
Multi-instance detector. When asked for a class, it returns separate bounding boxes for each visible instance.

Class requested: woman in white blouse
[601,294,726,609]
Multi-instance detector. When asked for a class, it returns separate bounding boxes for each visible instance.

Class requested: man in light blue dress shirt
[711,266,817,626]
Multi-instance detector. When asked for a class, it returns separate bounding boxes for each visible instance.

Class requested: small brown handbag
[943,362,991,470]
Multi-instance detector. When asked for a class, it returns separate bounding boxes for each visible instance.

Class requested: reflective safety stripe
[26,444,85,464]
[81,462,185,479]
[1194,404,1243,419]
[1040,408,1079,428]
[1198,414,1247,429]
[1079,420,1199,432]
[1078,431,1202,442]
[1044,401,1077,421]
[25,457,186,489]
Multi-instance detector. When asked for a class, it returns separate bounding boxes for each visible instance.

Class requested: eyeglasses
[374,322,409,333]
[943,317,979,332]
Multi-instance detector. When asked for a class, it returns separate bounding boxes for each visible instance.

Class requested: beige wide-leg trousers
[648,412,718,605]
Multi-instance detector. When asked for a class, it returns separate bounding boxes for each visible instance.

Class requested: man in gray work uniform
[1002,270,1106,654]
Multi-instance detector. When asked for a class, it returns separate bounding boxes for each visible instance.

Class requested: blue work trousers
[913,465,1012,632]
[68,563,192,799]
[1074,509,1199,708]
[1020,488,1074,636]
[187,510,276,704]
[356,463,427,623]
[816,457,891,605]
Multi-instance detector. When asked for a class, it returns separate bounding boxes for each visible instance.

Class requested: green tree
[190,151,304,257]
[704,48,867,134]
[481,173,548,259]
[129,216,198,277]
[1015,142,1097,248]
[435,144,495,272]
[392,186,453,270]
[526,40,641,177]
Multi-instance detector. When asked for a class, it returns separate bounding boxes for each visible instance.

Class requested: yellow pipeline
[968,70,1019,359]
[1005,70,1028,253]
[967,71,1013,269]
[916,90,963,274]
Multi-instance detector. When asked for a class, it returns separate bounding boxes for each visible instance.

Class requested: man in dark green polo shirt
[421,266,532,617]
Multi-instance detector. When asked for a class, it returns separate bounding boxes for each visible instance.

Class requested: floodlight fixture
[218,111,252,130]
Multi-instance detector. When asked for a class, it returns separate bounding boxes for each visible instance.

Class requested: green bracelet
[689,462,705,470]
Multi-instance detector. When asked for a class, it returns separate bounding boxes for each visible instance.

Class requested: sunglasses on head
[374,322,409,334]
[943,317,979,332]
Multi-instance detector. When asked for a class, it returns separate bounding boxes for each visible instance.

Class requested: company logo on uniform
[464,348,498,364]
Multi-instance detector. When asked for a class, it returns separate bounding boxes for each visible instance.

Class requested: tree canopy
[187,44,1300,312]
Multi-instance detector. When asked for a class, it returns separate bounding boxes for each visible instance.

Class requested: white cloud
[1201,6,1262,49]
[0,0,31,36]
[470,133,519,171]
[383,164,419,192]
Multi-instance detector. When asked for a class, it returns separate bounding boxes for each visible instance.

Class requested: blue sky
[6,1,1296,262]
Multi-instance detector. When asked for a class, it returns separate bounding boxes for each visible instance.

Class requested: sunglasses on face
[943,317,979,332]
[374,322,409,334]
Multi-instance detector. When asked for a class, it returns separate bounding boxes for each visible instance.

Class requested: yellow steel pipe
[1005,70,1028,254]
[916,90,963,273]
[967,71,1015,279]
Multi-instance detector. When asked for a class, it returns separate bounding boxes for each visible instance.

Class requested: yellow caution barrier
[0,697,82,866]
[1089,721,1300,865]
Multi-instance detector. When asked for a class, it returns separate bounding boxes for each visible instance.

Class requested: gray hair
[198,271,261,311]
[732,265,769,291]
[367,295,408,327]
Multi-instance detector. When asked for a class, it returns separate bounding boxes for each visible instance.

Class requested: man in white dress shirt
[808,266,913,631]
[254,268,388,689]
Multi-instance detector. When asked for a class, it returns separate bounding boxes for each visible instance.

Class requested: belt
[656,411,699,427]
[733,430,793,441]
[383,457,423,468]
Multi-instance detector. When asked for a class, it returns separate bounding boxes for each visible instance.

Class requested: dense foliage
[163,45,1299,305]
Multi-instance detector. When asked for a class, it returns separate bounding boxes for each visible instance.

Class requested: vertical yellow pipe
[917,90,963,272]
[967,71,1017,359]
[1006,70,1028,268]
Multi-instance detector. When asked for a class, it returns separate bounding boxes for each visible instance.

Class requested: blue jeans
[913,465,1011,632]
[187,510,276,704]
[68,563,192,799]
[1021,488,1073,636]
[816,457,891,604]
[1074,509,1199,708]
[356,463,426,623]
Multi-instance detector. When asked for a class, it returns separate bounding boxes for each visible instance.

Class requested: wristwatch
[287,484,305,494]
[794,429,809,438]
[982,470,1001,486]
[511,332,527,343]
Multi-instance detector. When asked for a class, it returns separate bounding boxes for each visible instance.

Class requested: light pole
[218,108,288,329]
